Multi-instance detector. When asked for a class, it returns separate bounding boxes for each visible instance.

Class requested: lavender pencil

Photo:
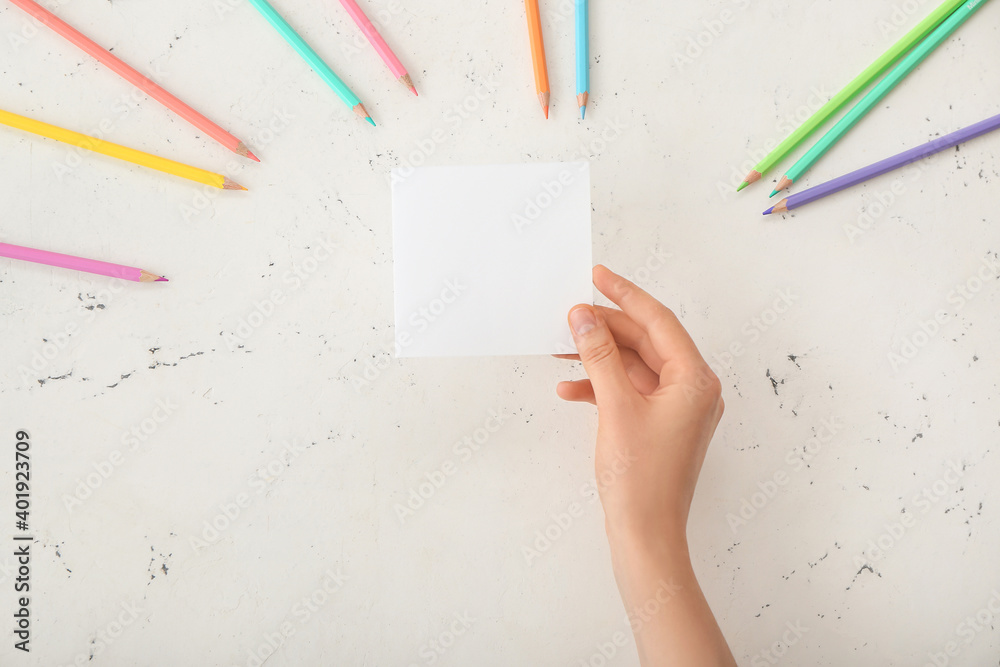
[764,112,1000,215]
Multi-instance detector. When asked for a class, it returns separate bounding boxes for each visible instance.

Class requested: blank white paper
[391,162,593,357]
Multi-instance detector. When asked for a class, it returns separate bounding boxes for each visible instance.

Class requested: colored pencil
[0,242,167,282]
[576,0,589,119]
[771,0,989,197]
[246,0,374,125]
[338,0,417,96]
[524,0,550,118]
[764,112,1000,215]
[736,0,967,192]
[0,108,246,190]
[8,0,258,161]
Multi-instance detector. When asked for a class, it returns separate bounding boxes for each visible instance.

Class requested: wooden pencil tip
[140,270,167,282]
[772,199,789,214]
[773,175,793,195]
[354,103,375,126]
[236,142,260,162]
[743,170,762,186]
[400,74,418,96]
[576,92,588,111]
[538,92,550,118]
[222,176,247,190]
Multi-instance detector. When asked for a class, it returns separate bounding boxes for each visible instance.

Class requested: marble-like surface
[1,1,998,665]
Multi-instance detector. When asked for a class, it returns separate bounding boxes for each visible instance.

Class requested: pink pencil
[0,242,168,283]
[9,0,259,161]
[338,0,418,96]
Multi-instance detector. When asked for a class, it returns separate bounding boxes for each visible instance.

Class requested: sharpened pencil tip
[246,150,260,163]
[769,190,779,198]
[222,177,247,191]
[763,206,774,215]
[580,106,586,120]
[538,92,550,119]
[156,277,169,282]
[366,116,376,127]
[400,74,417,97]
[736,181,749,192]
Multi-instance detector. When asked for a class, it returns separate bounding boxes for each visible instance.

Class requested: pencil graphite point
[769,190,779,198]
[400,74,418,96]
[762,206,774,215]
[354,103,375,126]
[580,106,586,120]
[140,269,167,283]
[237,142,260,162]
[736,181,749,192]
[538,92,550,119]
[577,92,588,120]
[742,170,762,187]
[773,175,793,196]
[222,177,248,191]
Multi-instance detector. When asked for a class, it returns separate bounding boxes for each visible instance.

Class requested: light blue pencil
[576,0,589,119]
[246,0,374,125]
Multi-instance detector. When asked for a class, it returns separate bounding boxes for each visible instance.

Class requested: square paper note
[392,162,593,357]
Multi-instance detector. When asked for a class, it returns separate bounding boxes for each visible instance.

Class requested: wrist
[604,512,689,557]
[606,519,692,580]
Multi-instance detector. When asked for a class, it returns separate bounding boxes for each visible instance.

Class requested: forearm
[608,530,736,667]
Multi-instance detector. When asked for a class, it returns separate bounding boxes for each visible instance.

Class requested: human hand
[557,265,724,546]
[557,265,735,667]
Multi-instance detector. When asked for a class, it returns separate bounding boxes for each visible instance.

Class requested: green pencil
[772,0,989,196]
[246,0,374,125]
[737,0,966,192]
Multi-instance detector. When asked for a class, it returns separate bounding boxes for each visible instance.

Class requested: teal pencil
[772,0,989,195]
[246,0,374,125]
[576,0,589,119]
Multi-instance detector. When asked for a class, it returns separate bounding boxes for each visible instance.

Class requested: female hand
[558,265,735,667]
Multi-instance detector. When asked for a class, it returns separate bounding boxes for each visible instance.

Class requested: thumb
[568,305,636,406]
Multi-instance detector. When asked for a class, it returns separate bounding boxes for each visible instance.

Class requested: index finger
[592,265,706,370]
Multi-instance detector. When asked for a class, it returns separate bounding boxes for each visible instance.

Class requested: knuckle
[583,338,619,368]
[650,307,678,332]
[682,364,722,403]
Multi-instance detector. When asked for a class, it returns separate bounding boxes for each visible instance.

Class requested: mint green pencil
[772,0,989,195]
[737,0,966,192]
[246,0,374,125]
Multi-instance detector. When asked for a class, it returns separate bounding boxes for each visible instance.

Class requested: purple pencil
[764,112,1000,215]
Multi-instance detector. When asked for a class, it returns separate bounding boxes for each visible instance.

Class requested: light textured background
[1,1,998,665]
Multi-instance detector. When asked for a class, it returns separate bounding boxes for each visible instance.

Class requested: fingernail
[569,307,596,336]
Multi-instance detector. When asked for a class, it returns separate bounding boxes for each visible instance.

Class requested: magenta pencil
[338,0,417,95]
[0,242,167,282]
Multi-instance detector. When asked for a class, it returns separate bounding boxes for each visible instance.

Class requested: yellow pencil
[0,108,246,190]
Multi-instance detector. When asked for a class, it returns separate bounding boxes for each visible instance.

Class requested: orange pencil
[524,0,550,118]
